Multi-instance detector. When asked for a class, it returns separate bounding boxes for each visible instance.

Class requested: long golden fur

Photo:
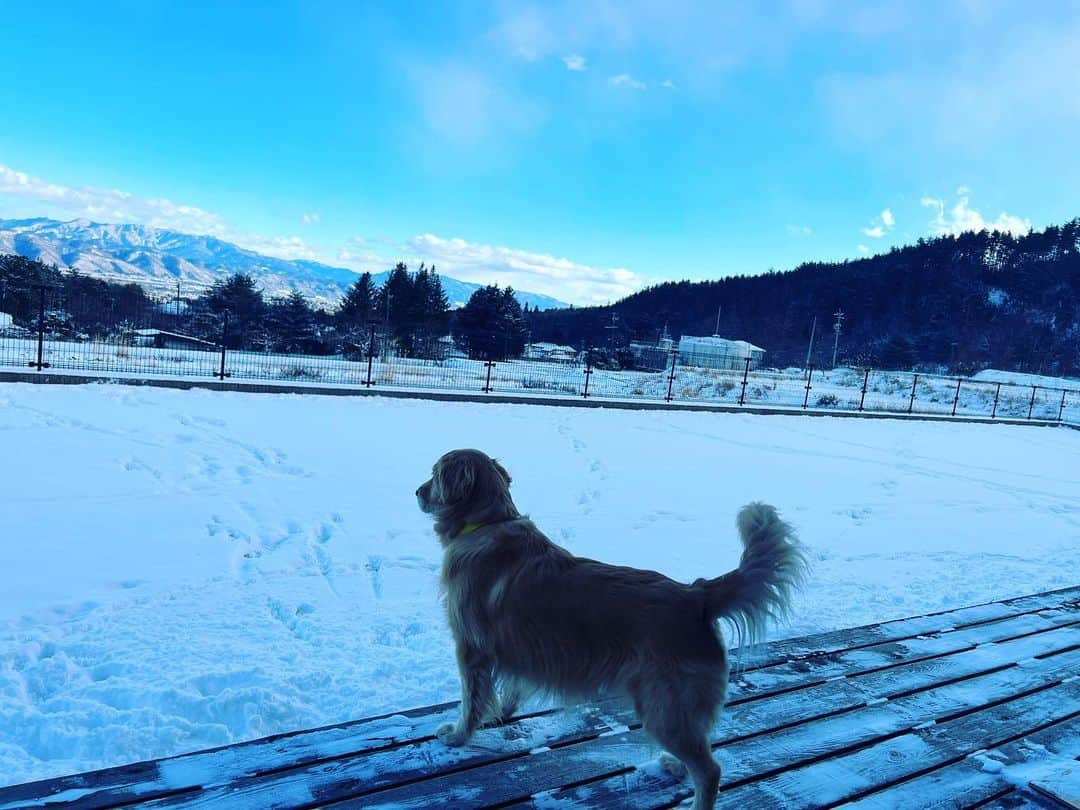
[416,448,807,809]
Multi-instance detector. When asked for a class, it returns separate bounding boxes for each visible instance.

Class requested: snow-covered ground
[0,382,1078,786]
[3,336,1079,422]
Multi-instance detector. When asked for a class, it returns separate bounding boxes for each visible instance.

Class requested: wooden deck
[3,586,1079,809]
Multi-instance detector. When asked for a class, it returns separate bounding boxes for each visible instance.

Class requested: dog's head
[416,449,518,540]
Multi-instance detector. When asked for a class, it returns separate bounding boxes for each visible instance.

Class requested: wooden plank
[975,794,1057,810]
[123,704,643,809]
[779,711,1080,808]
[1030,767,1080,810]
[4,589,1078,808]
[717,688,1080,808]
[730,606,1080,703]
[508,647,1080,809]
[335,628,1080,809]
[727,625,1080,737]
[0,702,463,809]
[746,587,1080,669]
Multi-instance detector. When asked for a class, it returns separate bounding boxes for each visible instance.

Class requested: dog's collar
[458,518,517,537]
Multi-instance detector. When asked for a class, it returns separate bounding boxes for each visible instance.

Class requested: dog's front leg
[438,641,494,747]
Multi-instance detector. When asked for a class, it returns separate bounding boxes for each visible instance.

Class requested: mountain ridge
[0,218,568,311]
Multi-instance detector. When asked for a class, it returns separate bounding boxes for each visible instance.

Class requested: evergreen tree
[267,289,315,352]
[376,262,417,354]
[409,264,451,357]
[455,285,528,360]
[337,272,376,331]
[197,273,265,348]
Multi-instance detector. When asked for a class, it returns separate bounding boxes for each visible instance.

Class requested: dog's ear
[492,459,512,488]
[436,454,476,506]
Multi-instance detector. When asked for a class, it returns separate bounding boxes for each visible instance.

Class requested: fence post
[581,358,592,398]
[364,323,376,387]
[1027,385,1038,420]
[665,349,678,402]
[738,357,751,406]
[858,368,870,411]
[482,360,495,393]
[32,284,47,371]
[991,382,1001,419]
[1059,389,1068,422]
[951,378,962,417]
[908,373,918,414]
[217,311,229,380]
[803,365,814,409]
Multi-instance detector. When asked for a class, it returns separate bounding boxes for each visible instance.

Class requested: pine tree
[409,264,451,357]
[455,285,527,360]
[266,289,315,352]
[376,262,417,355]
[197,273,265,348]
[337,272,376,333]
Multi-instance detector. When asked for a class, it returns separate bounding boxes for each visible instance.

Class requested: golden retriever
[416,448,807,809]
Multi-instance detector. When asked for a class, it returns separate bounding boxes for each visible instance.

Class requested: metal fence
[2,287,1078,424]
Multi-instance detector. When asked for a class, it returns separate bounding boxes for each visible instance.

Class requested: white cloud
[302,212,320,224]
[405,233,644,305]
[659,79,677,90]
[610,73,646,90]
[786,224,812,237]
[561,54,586,71]
[861,208,895,238]
[921,191,1031,238]
[0,163,227,236]
[0,163,324,263]
[240,234,321,262]
[857,244,870,255]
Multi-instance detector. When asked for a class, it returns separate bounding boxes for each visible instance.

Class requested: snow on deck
[0,382,1077,786]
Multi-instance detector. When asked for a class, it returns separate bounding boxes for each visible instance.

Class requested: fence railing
[1,287,1078,425]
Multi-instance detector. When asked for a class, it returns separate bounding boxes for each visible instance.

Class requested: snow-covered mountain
[0,218,568,310]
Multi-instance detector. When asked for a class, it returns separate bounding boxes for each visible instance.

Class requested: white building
[677,335,765,371]
[523,342,579,363]
[0,312,28,337]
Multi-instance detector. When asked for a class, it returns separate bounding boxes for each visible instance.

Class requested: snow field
[0,382,1077,785]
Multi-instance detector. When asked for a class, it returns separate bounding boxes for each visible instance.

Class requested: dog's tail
[700,502,808,650]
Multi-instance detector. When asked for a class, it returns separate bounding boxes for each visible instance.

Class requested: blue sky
[2,1,1078,305]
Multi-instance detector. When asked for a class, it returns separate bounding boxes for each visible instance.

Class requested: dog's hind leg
[635,689,721,810]
[438,642,495,747]
[649,728,719,810]
[495,677,527,722]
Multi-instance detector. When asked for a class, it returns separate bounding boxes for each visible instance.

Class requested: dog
[416,448,807,809]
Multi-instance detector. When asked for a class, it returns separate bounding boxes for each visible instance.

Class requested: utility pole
[382,290,392,360]
[176,280,182,319]
[805,315,817,371]
[831,309,845,368]
[605,312,619,355]
[713,305,722,337]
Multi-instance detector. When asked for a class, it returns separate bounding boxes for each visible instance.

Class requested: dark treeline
[527,221,1080,375]
[0,254,529,361]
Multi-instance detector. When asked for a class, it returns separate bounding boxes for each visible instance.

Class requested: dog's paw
[659,753,688,780]
[436,722,469,747]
